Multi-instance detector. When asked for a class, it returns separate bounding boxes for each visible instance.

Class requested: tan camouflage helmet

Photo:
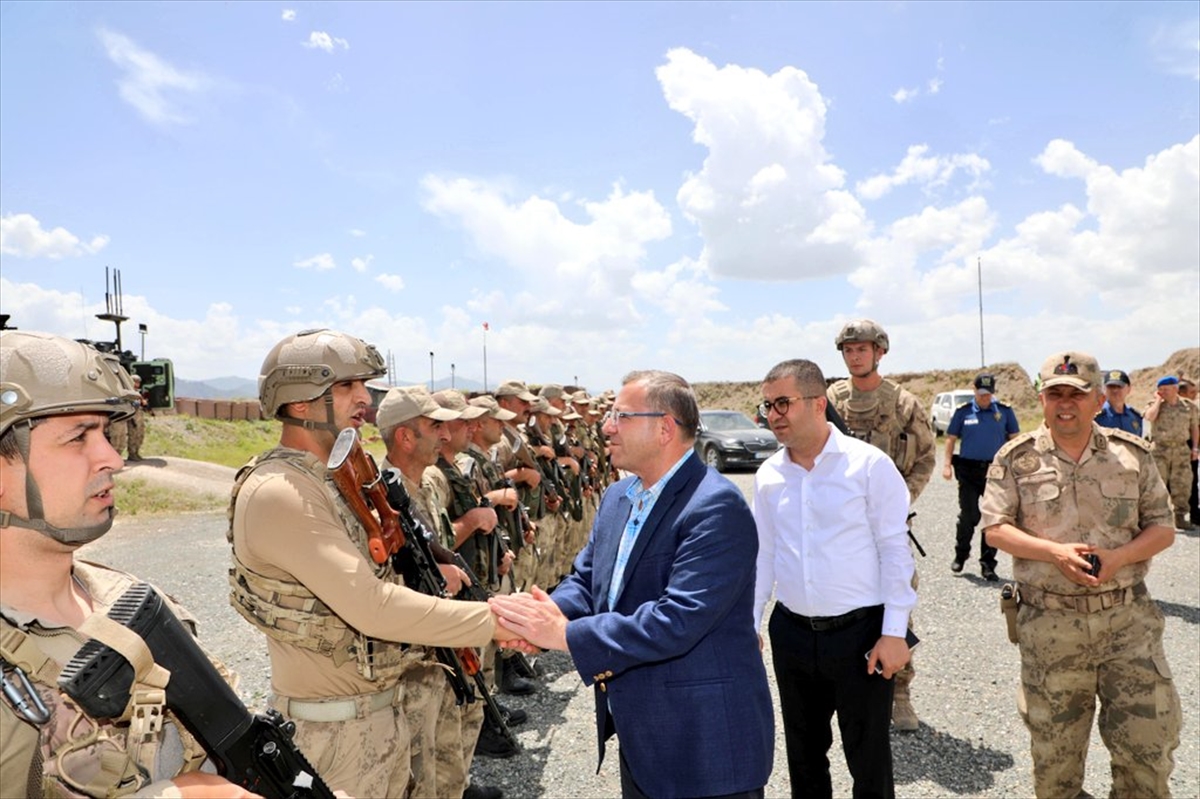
[1,330,139,438]
[835,319,890,353]
[258,329,386,420]
[0,331,140,545]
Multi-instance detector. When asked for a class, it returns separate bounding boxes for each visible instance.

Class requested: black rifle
[377,467,484,708]
[443,551,522,752]
[58,583,334,799]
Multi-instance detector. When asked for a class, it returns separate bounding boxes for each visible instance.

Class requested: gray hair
[622,370,699,441]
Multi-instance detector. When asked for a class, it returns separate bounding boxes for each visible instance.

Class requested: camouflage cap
[468,394,517,421]
[495,379,536,401]
[538,383,566,400]
[377,385,461,428]
[432,389,487,420]
[1039,351,1100,391]
[561,409,583,421]
[530,396,562,416]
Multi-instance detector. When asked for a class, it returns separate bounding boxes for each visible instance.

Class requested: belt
[778,604,878,632]
[1019,582,1146,613]
[279,683,400,723]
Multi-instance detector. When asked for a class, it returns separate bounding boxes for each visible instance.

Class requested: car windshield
[702,412,759,432]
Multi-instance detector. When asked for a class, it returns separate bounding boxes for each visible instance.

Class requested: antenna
[96,267,129,352]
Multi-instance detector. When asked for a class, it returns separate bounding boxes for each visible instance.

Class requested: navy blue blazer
[552,453,774,799]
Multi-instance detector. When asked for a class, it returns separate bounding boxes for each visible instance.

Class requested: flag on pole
[483,322,489,331]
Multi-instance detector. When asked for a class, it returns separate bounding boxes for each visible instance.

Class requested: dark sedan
[694,410,780,472]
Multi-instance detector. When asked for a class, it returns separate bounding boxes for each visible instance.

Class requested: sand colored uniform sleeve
[231,460,494,697]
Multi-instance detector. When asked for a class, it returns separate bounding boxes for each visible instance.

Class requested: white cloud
[348,228,367,238]
[303,31,349,53]
[422,176,671,327]
[927,77,943,94]
[656,47,868,281]
[351,254,373,273]
[375,273,405,292]
[281,9,296,22]
[856,144,991,200]
[1149,18,1200,81]
[97,28,209,126]
[0,213,109,259]
[293,253,336,270]
[892,86,919,103]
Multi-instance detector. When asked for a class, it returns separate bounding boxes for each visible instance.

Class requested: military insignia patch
[1013,451,1039,476]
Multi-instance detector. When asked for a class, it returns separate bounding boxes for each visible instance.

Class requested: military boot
[499,656,536,696]
[891,677,919,732]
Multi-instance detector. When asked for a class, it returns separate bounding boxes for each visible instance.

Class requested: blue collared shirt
[1095,401,1145,437]
[607,450,694,608]
[947,399,1020,461]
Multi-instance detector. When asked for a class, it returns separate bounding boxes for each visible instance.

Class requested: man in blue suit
[490,370,774,799]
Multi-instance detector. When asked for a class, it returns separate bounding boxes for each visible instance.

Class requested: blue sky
[2,1,1197,392]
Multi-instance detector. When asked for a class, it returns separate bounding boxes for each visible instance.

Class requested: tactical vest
[0,563,207,798]
[226,447,408,682]
[830,379,918,475]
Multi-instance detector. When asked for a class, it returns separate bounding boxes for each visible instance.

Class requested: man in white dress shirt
[753,359,917,799]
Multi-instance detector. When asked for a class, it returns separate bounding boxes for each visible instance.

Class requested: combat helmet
[0,330,141,544]
[258,329,385,433]
[835,319,890,353]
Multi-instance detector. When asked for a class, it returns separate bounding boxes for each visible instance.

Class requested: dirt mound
[693,348,1200,421]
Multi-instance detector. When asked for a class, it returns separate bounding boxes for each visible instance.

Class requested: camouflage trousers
[271,686,410,798]
[1016,593,1181,798]
[402,658,448,799]
[894,567,919,694]
[127,408,145,458]
[432,676,484,799]
[1152,443,1193,523]
[107,418,128,456]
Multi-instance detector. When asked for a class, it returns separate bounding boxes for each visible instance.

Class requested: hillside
[694,347,1199,422]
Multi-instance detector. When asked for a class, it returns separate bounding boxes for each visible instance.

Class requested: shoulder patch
[995,430,1036,460]
[1102,427,1152,452]
[986,463,1006,480]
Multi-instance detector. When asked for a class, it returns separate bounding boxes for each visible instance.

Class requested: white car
[930,390,976,436]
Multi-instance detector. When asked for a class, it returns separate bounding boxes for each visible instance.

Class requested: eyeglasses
[757,395,824,417]
[602,410,684,427]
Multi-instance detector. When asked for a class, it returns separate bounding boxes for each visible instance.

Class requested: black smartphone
[1084,553,1101,577]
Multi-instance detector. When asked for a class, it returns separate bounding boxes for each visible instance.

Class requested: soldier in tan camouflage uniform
[826,319,934,731]
[228,335,515,799]
[982,350,1181,799]
[1144,375,1200,529]
[376,385,508,799]
[2,331,251,799]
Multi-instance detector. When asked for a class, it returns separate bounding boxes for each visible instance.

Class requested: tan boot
[891,683,919,732]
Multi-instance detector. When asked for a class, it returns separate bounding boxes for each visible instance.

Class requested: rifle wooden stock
[327,428,406,564]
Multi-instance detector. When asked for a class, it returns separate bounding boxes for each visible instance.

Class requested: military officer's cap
[974,373,996,393]
[1039,351,1100,391]
[1103,370,1131,387]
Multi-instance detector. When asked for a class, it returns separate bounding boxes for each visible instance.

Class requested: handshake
[488,587,568,654]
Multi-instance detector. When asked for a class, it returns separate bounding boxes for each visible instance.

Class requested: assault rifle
[326,428,480,707]
[58,583,334,799]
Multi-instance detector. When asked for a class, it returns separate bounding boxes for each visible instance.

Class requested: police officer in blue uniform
[1094,369,1145,436]
[941,373,1020,581]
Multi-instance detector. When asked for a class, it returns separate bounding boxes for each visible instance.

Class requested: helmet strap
[277,391,340,436]
[0,421,114,545]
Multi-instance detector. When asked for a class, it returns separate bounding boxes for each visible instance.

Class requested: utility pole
[429,352,435,391]
[138,323,148,360]
[482,322,489,392]
[977,256,986,368]
[451,363,456,390]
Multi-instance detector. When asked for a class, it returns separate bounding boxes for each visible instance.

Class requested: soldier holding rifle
[227,330,517,799]
[1,331,254,798]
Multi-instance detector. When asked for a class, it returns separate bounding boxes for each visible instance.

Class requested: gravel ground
[83,448,1200,798]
